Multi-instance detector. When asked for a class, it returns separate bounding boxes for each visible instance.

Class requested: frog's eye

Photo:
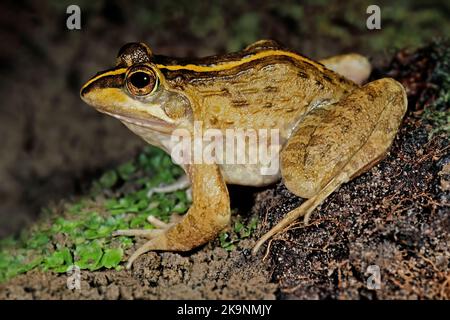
[125,68,159,96]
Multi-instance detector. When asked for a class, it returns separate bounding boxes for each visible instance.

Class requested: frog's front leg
[116,164,230,269]
[253,78,407,254]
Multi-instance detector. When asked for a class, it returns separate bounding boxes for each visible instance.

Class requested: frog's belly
[220,164,281,186]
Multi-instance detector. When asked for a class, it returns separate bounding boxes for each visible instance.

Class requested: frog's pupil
[130,72,150,88]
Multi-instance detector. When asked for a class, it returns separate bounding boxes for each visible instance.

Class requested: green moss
[0,146,189,283]
[219,216,259,251]
[423,42,450,138]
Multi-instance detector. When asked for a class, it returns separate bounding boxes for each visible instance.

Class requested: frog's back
[154,40,356,137]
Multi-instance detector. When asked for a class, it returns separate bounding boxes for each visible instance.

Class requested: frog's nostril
[80,70,126,99]
[80,88,87,98]
[80,79,96,98]
[80,85,91,100]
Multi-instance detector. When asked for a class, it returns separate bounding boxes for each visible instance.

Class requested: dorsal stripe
[155,50,325,72]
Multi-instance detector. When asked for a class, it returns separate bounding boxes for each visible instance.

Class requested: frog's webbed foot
[113,215,184,268]
[115,164,230,269]
[253,78,407,255]
[147,174,191,198]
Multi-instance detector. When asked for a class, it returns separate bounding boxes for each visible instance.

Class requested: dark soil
[1,43,448,300]
[0,239,276,300]
[258,127,448,299]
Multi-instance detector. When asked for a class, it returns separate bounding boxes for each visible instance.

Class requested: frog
[80,40,407,269]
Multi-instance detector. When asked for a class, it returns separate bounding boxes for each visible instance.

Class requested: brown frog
[80,40,407,268]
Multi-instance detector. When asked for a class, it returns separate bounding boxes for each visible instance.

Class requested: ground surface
[0,42,448,300]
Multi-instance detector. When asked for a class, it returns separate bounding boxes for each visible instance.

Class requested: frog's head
[80,43,192,134]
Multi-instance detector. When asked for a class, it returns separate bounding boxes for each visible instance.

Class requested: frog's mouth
[101,110,176,134]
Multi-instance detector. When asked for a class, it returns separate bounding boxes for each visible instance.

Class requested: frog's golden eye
[125,67,159,96]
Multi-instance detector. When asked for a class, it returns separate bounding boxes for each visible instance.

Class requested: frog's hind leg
[253,78,407,254]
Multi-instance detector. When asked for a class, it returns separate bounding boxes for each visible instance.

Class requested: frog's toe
[112,228,164,239]
[146,216,169,229]
[114,225,171,269]
[147,214,183,228]
[147,175,190,198]
[125,236,170,269]
[113,214,185,239]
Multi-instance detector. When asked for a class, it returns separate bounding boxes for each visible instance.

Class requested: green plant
[219,217,259,251]
[0,147,189,282]
[423,42,450,138]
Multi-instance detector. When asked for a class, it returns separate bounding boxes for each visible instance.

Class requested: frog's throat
[102,110,175,134]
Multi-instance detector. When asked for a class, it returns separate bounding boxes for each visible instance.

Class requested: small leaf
[130,216,146,228]
[84,213,104,230]
[56,218,82,234]
[46,248,72,274]
[118,237,133,248]
[19,257,43,273]
[118,162,136,180]
[27,234,50,249]
[136,198,149,210]
[99,170,118,189]
[101,248,123,268]
[44,252,64,269]
[74,241,103,271]
[234,220,244,233]
[68,202,85,214]
[61,247,73,265]
[84,229,99,239]
[172,202,187,213]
